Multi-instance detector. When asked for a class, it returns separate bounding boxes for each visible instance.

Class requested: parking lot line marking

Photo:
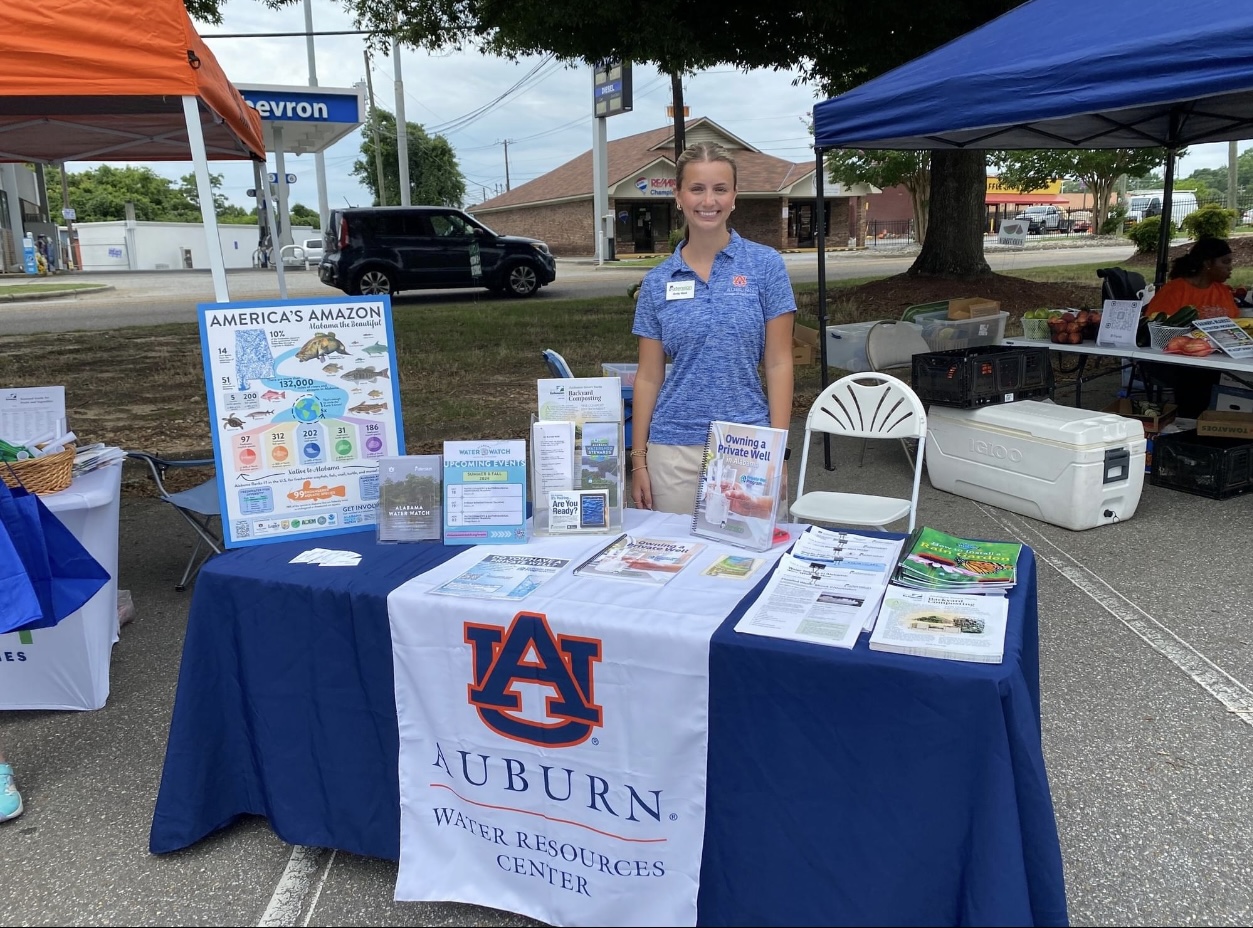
[977,505,1253,724]
[257,846,336,927]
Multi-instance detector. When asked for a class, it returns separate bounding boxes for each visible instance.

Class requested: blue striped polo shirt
[632,231,797,446]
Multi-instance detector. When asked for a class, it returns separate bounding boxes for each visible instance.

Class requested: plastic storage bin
[1150,429,1253,498]
[912,344,1053,409]
[913,309,1009,351]
[926,400,1146,530]
[824,320,920,373]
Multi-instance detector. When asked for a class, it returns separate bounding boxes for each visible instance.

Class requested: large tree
[255,0,1024,276]
[45,165,206,223]
[990,148,1171,237]
[352,108,466,207]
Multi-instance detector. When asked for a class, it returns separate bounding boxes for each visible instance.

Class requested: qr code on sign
[234,520,251,538]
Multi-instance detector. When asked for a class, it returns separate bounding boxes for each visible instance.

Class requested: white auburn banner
[387,511,784,927]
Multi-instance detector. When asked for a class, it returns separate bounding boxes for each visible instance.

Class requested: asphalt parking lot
[3,377,1252,926]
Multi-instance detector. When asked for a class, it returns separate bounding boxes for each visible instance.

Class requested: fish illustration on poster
[198,295,405,548]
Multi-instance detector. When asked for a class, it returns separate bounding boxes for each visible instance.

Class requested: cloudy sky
[179,0,822,213]
[72,0,1243,214]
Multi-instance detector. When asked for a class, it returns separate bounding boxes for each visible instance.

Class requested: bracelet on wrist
[629,449,648,458]
[633,465,647,472]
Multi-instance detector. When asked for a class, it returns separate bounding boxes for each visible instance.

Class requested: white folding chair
[126,452,222,591]
[541,348,574,378]
[865,320,932,467]
[791,372,928,532]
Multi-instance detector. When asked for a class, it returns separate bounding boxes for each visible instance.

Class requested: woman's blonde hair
[675,141,738,191]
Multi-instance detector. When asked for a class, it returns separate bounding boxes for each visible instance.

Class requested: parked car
[282,237,324,268]
[318,206,556,298]
[1012,205,1074,234]
[1125,191,1198,225]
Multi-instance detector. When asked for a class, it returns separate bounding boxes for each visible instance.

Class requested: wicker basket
[1148,324,1193,351]
[1,444,76,495]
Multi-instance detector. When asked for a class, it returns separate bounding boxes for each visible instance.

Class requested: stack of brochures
[891,526,1021,594]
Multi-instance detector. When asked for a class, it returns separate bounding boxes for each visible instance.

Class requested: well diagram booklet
[572,533,705,585]
[198,296,404,548]
[691,420,787,552]
[442,439,528,545]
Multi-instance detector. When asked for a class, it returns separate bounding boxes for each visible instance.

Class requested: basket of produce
[1046,308,1102,345]
[1,444,76,495]
[1020,310,1051,340]
[1148,324,1194,350]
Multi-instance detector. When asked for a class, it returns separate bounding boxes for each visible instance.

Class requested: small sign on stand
[1096,299,1141,349]
[997,219,1028,247]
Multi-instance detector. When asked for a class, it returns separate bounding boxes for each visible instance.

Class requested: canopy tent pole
[814,145,834,471]
[1155,114,1183,286]
[182,95,230,302]
[254,159,288,299]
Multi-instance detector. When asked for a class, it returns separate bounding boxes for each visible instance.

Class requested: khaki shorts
[636,443,790,521]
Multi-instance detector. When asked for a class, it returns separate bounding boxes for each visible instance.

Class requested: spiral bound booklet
[691,420,788,551]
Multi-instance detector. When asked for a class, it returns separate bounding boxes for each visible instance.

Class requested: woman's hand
[632,467,653,510]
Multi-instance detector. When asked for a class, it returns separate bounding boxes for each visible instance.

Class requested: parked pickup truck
[1013,205,1075,234]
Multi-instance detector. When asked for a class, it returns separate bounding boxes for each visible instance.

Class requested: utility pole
[363,50,388,206]
[502,139,512,191]
[1229,140,1239,210]
[303,0,330,232]
[392,23,411,206]
[60,163,78,270]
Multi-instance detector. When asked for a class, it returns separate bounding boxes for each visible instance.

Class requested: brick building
[468,118,871,256]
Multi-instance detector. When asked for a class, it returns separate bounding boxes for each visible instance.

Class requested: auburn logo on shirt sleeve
[465,612,603,747]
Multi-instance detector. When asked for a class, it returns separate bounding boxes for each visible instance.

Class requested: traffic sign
[267,172,297,184]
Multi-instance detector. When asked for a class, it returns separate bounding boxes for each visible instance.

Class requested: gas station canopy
[235,84,364,155]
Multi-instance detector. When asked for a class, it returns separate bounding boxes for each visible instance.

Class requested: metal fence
[865,218,915,246]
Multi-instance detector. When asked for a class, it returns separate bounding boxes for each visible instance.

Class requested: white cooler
[925,401,1146,530]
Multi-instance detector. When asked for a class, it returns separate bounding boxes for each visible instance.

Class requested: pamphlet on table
[869,584,1009,663]
[734,526,904,648]
[376,455,442,542]
[572,532,705,585]
[691,420,787,552]
[442,439,527,545]
[0,386,66,444]
[429,552,570,600]
[198,296,404,548]
[893,526,1021,593]
[1192,317,1253,359]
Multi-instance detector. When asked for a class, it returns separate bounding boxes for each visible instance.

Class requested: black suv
[318,206,556,298]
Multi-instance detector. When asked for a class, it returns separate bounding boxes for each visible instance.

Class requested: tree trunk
[909,167,931,245]
[907,149,990,279]
[1090,177,1114,235]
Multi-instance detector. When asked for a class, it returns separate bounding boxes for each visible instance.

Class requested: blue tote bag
[0,514,44,634]
[0,474,110,633]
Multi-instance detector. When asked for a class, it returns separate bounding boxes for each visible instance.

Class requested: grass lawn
[0,281,107,296]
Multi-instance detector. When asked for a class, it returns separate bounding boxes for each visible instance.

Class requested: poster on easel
[198,296,405,548]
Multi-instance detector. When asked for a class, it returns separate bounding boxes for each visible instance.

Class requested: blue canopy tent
[808,0,1253,399]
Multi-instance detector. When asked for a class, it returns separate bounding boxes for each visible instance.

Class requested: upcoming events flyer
[198,296,404,547]
[442,439,528,545]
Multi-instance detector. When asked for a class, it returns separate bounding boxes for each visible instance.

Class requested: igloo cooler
[925,400,1146,530]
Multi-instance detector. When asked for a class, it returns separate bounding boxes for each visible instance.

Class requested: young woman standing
[629,142,797,516]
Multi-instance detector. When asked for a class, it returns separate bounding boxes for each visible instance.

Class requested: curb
[0,284,114,302]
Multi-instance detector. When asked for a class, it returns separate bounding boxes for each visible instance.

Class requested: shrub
[1100,204,1127,236]
[668,227,685,250]
[1181,203,1236,240]
[1126,216,1175,253]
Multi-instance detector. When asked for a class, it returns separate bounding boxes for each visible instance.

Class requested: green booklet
[894,527,1021,592]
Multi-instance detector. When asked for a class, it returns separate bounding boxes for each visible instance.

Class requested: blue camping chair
[541,349,574,378]
[126,452,222,591]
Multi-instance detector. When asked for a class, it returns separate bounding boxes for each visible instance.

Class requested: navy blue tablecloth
[150,534,1067,926]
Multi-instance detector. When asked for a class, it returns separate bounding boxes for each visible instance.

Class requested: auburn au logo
[465,612,603,747]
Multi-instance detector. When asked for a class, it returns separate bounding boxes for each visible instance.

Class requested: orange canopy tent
[0,0,265,298]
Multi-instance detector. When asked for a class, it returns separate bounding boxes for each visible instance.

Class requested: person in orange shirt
[1143,238,1237,319]
[1140,238,1238,416]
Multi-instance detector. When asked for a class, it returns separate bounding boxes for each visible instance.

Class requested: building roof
[471,117,812,212]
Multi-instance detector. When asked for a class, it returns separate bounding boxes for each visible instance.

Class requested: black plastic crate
[1150,429,1253,499]
[911,345,1053,409]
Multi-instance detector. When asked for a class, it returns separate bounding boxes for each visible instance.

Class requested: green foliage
[353,107,466,207]
[668,227,685,250]
[289,203,321,229]
[1180,203,1236,240]
[1126,216,1173,253]
[45,166,209,223]
[1100,203,1127,236]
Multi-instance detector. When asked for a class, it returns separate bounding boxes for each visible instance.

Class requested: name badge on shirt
[666,280,696,301]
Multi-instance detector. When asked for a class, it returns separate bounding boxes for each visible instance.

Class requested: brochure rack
[531,377,624,536]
